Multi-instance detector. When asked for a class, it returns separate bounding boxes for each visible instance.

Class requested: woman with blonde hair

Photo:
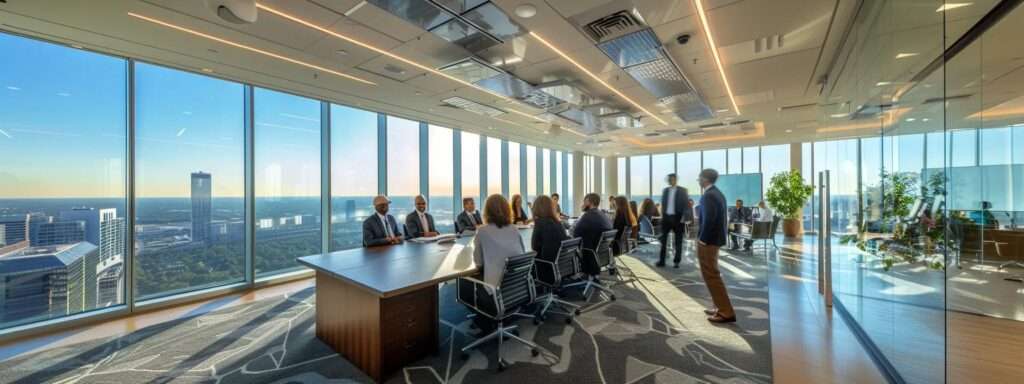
[511,194,530,224]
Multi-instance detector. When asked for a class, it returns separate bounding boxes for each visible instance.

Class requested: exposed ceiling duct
[573,7,715,123]
[367,0,524,53]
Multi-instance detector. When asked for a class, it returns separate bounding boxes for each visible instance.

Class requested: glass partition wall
[816,0,1023,382]
[0,31,585,338]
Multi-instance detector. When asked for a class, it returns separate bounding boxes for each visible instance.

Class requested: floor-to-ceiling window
[253,88,321,277]
[486,137,501,197]
[629,155,651,202]
[617,157,627,197]
[428,125,454,233]
[330,105,377,251]
[542,148,552,196]
[677,151,701,196]
[759,144,790,196]
[727,148,743,174]
[526,145,537,204]
[134,63,245,299]
[509,141,521,198]
[703,149,727,173]
[386,116,419,218]
[651,153,674,198]
[461,131,481,204]
[566,153,574,214]
[0,33,128,329]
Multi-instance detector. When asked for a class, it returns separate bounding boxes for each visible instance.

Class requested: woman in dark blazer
[511,194,530,224]
[612,196,636,255]
[531,195,568,266]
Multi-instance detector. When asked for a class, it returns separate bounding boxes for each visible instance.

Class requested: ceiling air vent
[699,122,726,129]
[643,132,661,137]
[442,96,506,117]
[581,10,644,42]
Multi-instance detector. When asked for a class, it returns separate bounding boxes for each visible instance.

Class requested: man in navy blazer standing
[363,195,403,247]
[696,169,735,323]
[658,173,691,268]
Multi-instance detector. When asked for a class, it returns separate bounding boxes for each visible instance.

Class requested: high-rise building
[29,220,86,246]
[0,242,99,324]
[344,199,356,222]
[0,214,29,245]
[60,208,124,261]
[95,253,123,307]
[191,172,212,243]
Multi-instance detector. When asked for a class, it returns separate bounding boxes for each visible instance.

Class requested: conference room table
[297,226,533,382]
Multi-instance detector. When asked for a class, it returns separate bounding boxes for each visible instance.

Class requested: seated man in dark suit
[405,195,439,238]
[362,195,403,247]
[728,199,753,250]
[456,197,483,234]
[572,193,613,275]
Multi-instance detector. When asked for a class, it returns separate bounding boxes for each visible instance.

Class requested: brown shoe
[707,314,737,323]
[703,308,717,315]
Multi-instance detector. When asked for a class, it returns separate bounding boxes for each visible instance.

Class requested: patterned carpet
[0,244,772,383]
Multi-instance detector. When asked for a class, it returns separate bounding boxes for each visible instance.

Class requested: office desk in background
[297,228,532,382]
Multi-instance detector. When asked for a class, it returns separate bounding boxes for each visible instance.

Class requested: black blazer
[512,207,529,224]
[728,206,753,224]
[404,211,437,238]
[660,186,692,224]
[363,214,401,247]
[456,210,483,233]
[573,208,612,253]
[531,217,568,263]
[612,213,630,255]
[698,186,728,246]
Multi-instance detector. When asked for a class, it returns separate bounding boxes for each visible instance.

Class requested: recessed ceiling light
[344,0,367,17]
[70,44,83,49]
[936,3,972,12]
[923,118,930,122]
[895,52,918,59]
[414,91,423,96]
[335,49,348,56]
[201,68,214,73]
[876,81,892,86]
[716,109,729,113]
[126,12,375,86]
[785,129,793,133]
[830,113,849,118]
[906,118,916,122]
[514,4,537,18]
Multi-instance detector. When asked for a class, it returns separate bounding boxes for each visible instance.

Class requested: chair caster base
[565,316,573,324]
[531,348,540,357]
[461,353,470,361]
[610,294,617,301]
[497,360,507,372]
[533,317,542,325]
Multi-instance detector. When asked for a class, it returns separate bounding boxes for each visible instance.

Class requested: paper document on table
[409,233,458,243]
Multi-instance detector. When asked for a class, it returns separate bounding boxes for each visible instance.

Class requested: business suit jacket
[698,186,728,246]
[531,217,568,263]
[660,186,692,224]
[456,210,483,233]
[363,213,401,247]
[728,206,752,224]
[405,211,437,238]
[574,207,612,247]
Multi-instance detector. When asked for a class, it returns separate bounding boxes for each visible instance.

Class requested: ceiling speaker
[205,0,257,24]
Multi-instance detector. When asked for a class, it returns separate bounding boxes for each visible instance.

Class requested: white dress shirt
[377,213,393,238]
[417,211,430,233]
[665,186,677,215]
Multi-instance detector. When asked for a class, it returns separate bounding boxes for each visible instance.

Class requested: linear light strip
[126,12,376,86]
[255,3,549,124]
[694,0,740,114]
[528,32,668,126]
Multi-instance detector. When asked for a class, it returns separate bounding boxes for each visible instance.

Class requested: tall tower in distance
[191,172,212,243]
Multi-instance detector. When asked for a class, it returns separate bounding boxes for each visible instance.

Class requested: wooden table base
[314,272,438,382]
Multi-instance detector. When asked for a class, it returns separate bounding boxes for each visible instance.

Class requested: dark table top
[298,228,533,298]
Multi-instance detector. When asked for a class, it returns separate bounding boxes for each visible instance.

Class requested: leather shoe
[703,308,717,315]
[655,261,666,267]
[707,314,737,323]
[673,263,680,268]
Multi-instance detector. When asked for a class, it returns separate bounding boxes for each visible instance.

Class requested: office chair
[457,252,542,371]
[638,216,658,244]
[567,229,619,303]
[533,238,583,323]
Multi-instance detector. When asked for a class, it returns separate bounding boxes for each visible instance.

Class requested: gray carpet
[0,244,772,383]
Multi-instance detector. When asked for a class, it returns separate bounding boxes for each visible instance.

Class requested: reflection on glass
[135,63,244,299]
[429,125,455,233]
[0,33,127,329]
[254,88,321,277]
[331,105,378,251]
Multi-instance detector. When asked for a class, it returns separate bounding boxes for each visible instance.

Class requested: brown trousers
[697,243,735,317]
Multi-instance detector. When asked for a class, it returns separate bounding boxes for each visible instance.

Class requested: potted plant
[765,170,814,237]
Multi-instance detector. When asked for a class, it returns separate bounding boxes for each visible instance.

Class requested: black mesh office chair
[533,238,583,323]
[567,229,618,303]
[456,252,541,371]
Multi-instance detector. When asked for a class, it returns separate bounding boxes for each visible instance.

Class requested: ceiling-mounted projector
[205,0,257,24]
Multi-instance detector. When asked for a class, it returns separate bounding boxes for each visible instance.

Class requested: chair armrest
[459,276,497,296]
[457,276,499,317]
